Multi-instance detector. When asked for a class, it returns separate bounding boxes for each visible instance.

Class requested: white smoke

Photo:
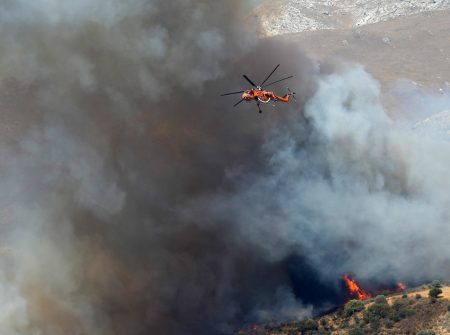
[209,66,450,285]
[0,281,30,335]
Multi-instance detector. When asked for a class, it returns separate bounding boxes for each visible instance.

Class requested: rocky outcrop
[255,0,450,36]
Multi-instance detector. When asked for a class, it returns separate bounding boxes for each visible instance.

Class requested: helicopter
[221,64,296,113]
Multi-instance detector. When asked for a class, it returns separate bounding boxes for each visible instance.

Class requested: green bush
[402,293,408,299]
[429,287,442,299]
[374,295,387,304]
[344,300,365,317]
[364,301,391,320]
[417,330,436,335]
[447,304,450,312]
[357,320,367,327]
[297,319,319,332]
[347,326,365,335]
[390,300,414,320]
[363,298,414,324]
[370,318,381,331]
[392,300,404,309]
[415,293,422,300]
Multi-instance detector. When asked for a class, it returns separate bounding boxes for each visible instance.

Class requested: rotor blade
[220,90,244,96]
[243,75,257,87]
[260,64,280,86]
[262,75,294,88]
[233,98,245,107]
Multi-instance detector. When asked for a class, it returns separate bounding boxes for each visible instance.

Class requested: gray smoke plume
[202,65,450,287]
[2,1,450,335]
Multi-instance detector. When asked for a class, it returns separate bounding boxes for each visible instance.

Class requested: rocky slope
[255,0,450,36]
[278,10,450,91]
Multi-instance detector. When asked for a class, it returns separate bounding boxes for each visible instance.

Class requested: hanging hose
[258,97,271,104]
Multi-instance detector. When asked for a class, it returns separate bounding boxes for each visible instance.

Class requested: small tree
[365,301,391,320]
[429,287,442,299]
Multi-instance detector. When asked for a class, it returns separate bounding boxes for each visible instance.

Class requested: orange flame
[342,274,372,301]
[397,282,406,291]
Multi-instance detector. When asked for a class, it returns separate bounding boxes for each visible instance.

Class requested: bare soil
[282,10,450,89]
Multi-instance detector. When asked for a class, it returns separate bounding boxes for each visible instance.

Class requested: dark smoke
[2,1,450,334]
[0,1,321,334]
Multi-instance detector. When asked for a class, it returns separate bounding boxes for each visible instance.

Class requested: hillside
[239,283,450,335]
[255,0,450,36]
[281,10,450,90]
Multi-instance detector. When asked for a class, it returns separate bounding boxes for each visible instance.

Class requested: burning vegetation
[239,282,450,335]
[342,274,408,302]
[342,275,372,301]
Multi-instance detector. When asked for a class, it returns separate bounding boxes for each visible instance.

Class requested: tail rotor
[287,87,297,102]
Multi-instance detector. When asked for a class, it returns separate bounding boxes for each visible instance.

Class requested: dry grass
[388,286,450,302]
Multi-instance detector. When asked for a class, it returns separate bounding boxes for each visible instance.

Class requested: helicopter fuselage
[242,88,290,104]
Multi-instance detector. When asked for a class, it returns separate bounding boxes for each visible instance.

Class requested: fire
[397,282,407,291]
[342,274,372,301]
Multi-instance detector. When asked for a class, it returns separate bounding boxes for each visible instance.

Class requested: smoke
[204,66,450,288]
[386,79,450,122]
[2,1,450,334]
[0,1,319,334]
